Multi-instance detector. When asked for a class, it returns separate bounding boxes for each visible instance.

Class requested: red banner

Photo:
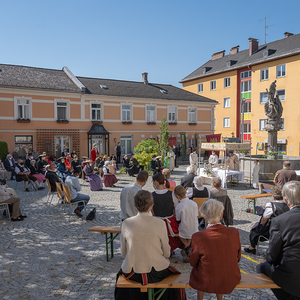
[205,134,222,157]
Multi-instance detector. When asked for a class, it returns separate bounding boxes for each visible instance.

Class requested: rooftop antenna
[260,14,274,44]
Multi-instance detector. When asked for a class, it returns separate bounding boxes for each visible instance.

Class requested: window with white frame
[146,106,156,123]
[210,80,216,91]
[188,108,197,123]
[168,106,177,123]
[121,104,132,122]
[56,101,68,120]
[223,117,230,128]
[276,64,286,78]
[260,68,269,81]
[241,80,251,92]
[223,97,230,108]
[241,70,251,79]
[17,98,30,119]
[198,83,203,93]
[91,103,102,121]
[277,89,285,102]
[260,92,268,104]
[259,119,267,131]
[224,77,231,88]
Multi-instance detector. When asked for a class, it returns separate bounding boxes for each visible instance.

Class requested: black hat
[152,155,156,158]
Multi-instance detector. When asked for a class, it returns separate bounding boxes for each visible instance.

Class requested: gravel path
[0,166,276,299]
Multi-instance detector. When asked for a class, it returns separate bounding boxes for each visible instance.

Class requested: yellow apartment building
[181,32,300,156]
[0,64,216,159]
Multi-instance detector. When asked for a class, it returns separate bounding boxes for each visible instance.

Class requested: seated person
[149,155,160,175]
[186,176,210,199]
[57,157,72,182]
[123,155,135,176]
[29,160,46,184]
[189,199,241,300]
[71,155,82,177]
[174,185,198,263]
[83,160,103,191]
[180,166,196,188]
[102,161,118,187]
[110,153,117,161]
[71,149,77,159]
[152,173,183,253]
[162,168,176,188]
[130,154,144,172]
[115,190,185,300]
[3,154,16,180]
[64,169,90,217]
[37,155,48,174]
[244,185,289,254]
[25,153,33,168]
[45,162,61,192]
[64,153,72,170]
[0,157,8,180]
[15,159,44,192]
[0,183,27,221]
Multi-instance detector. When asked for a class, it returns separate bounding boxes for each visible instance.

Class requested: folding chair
[62,184,87,221]
[255,235,269,258]
[0,203,11,221]
[45,179,57,206]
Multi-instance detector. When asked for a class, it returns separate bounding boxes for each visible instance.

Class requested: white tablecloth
[197,168,244,188]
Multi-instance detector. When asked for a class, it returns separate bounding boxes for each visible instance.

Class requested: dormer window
[100,84,107,89]
[263,50,268,57]
[203,68,206,74]
[227,61,230,67]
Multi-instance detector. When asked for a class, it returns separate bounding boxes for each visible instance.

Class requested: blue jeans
[71,193,90,211]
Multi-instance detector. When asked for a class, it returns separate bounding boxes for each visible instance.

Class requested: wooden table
[241,193,272,214]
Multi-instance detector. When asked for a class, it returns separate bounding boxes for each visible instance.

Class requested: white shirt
[263,200,286,219]
[15,165,30,174]
[175,197,198,239]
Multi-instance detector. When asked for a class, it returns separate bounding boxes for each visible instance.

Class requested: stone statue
[264,80,283,149]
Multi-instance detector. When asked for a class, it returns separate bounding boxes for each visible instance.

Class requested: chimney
[284,32,294,38]
[211,50,225,60]
[230,45,240,55]
[142,72,148,84]
[248,38,258,56]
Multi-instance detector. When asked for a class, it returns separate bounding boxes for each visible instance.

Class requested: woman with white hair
[102,161,118,187]
[186,176,210,200]
[189,199,241,300]
[180,166,196,188]
[29,160,46,183]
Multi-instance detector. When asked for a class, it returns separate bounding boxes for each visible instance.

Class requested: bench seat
[241,193,272,214]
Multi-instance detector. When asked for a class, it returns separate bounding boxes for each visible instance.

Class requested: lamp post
[241,98,246,143]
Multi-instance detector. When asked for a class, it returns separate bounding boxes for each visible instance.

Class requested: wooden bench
[89,225,179,261]
[117,273,279,299]
[241,193,272,214]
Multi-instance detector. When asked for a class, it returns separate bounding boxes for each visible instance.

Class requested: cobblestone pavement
[0,166,276,299]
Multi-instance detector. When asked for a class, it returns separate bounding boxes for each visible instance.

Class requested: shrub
[0,141,8,161]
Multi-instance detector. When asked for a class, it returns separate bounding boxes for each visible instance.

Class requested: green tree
[158,116,171,165]
[133,139,159,171]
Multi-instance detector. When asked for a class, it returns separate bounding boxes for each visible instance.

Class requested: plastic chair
[0,203,11,221]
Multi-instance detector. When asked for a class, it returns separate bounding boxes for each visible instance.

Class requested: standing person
[189,199,241,300]
[102,161,118,187]
[119,170,148,220]
[32,149,39,160]
[189,149,198,173]
[274,161,297,186]
[208,151,219,167]
[57,157,71,182]
[115,142,122,164]
[61,148,68,157]
[64,169,90,218]
[83,160,103,191]
[174,185,198,262]
[90,143,99,163]
[226,151,239,171]
[252,159,260,189]
[257,181,300,300]
[115,190,185,300]
[177,144,181,158]
[173,145,177,167]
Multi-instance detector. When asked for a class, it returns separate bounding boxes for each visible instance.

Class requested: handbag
[86,208,96,220]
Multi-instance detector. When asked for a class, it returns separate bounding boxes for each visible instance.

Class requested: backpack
[86,208,96,221]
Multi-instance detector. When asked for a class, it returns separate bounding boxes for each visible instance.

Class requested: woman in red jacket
[189,199,241,300]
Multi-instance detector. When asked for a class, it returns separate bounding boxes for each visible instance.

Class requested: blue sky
[1,0,300,87]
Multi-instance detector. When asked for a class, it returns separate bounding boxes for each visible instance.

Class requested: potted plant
[265,145,277,160]
[57,119,69,124]
[17,118,30,123]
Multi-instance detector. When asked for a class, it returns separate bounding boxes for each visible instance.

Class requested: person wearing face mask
[3,154,16,180]
[37,155,48,174]
[0,157,8,181]
[57,157,72,182]
[91,143,99,163]
[71,149,77,159]
[25,153,34,168]
[83,160,103,191]
[71,155,82,176]
[15,159,44,192]
[45,162,61,192]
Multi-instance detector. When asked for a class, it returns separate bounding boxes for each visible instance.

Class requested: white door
[55,135,71,158]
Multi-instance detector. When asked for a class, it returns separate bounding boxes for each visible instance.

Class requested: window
[241,70,251,79]
[260,92,268,104]
[223,117,230,128]
[210,80,216,91]
[14,135,33,159]
[223,97,230,108]
[241,80,251,92]
[260,68,269,81]
[121,104,132,122]
[168,106,177,123]
[224,77,231,88]
[214,118,216,128]
[56,101,68,120]
[17,99,30,119]
[198,83,203,93]
[277,89,285,102]
[121,135,133,155]
[277,64,286,78]
[91,103,102,121]
[146,106,156,123]
[188,108,197,123]
[202,68,206,74]
[259,119,267,131]
[241,101,251,113]
[263,50,268,57]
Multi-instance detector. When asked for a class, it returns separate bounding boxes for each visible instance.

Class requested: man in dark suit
[3,154,16,180]
[257,180,300,300]
[180,166,196,188]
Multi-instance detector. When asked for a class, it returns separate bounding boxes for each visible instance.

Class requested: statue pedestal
[267,130,278,148]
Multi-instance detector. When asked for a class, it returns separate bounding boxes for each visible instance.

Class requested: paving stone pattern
[0,166,276,299]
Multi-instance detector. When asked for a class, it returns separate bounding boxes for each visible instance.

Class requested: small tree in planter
[158,116,172,166]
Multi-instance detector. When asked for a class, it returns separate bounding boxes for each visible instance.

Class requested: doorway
[88,135,104,155]
[121,135,133,155]
[55,135,71,158]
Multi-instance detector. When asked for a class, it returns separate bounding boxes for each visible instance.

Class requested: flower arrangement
[203,163,217,177]
[265,145,277,159]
